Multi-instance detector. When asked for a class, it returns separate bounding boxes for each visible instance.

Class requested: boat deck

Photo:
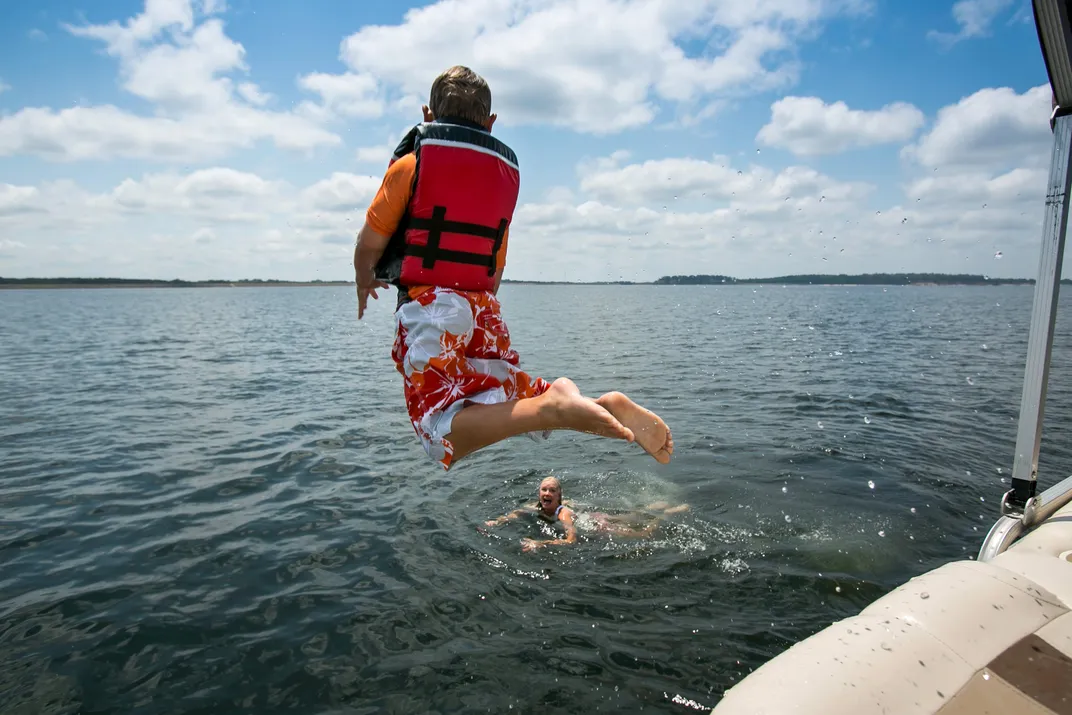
[712,495,1072,714]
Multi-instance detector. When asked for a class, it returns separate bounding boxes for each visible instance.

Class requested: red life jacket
[374,118,520,295]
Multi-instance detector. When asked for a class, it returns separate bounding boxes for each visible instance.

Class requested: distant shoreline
[1,274,1068,290]
[0,280,354,290]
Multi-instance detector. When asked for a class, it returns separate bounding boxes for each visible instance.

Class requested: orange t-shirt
[366,152,511,300]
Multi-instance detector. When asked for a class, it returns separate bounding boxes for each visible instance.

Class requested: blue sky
[0,0,1064,282]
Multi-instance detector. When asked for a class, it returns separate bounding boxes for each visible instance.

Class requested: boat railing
[979,0,1072,562]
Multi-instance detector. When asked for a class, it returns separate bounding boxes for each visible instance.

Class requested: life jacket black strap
[489,219,508,277]
[409,205,508,273]
[407,244,496,269]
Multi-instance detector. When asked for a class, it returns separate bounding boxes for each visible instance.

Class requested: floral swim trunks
[391,287,552,469]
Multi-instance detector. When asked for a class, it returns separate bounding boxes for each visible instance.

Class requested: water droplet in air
[784,514,792,523]
[737,170,743,176]
[994,251,1003,259]
[835,586,842,593]
[817,421,824,429]
[782,486,788,494]
[878,530,886,537]
[910,507,917,514]
[868,480,875,490]
[819,195,826,202]
[901,217,908,224]
[920,592,930,600]
[983,672,990,681]
[864,416,872,424]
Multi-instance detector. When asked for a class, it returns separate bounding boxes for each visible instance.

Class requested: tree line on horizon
[0,277,341,286]
[3,273,1070,286]
[652,273,1066,286]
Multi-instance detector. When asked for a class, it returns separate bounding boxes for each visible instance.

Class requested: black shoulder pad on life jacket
[410,122,519,167]
[389,124,422,164]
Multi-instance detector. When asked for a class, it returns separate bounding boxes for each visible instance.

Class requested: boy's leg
[446,377,674,465]
[393,287,673,468]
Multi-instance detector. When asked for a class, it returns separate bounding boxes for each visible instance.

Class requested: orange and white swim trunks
[391,287,552,469]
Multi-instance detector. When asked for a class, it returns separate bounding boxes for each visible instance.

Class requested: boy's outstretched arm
[355,222,390,320]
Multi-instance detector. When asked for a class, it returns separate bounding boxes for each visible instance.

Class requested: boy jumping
[354,65,673,470]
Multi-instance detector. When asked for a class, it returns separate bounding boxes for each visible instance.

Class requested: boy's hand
[354,221,391,320]
[357,276,389,320]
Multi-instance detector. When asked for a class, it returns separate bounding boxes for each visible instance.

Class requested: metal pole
[1003,109,1070,523]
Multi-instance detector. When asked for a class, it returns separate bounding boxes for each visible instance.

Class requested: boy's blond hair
[429,65,492,125]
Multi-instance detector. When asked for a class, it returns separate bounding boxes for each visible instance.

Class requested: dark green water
[2,284,1070,714]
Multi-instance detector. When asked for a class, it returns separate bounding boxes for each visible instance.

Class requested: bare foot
[542,378,634,441]
[595,391,674,464]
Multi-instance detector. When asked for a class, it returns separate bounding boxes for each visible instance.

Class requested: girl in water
[484,476,688,552]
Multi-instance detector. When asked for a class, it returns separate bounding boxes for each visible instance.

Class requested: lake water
[2,283,1071,714]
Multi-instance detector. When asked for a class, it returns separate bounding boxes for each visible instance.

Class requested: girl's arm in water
[521,507,578,552]
[485,505,534,527]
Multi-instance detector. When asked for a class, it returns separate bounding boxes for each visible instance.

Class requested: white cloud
[757,96,925,156]
[0,0,878,167]
[901,84,1052,172]
[0,169,368,279]
[99,168,287,223]
[355,144,393,164]
[312,0,872,134]
[0,0,341,162]
[0,105,340,162]
[0,79,9,94]
[236,82,271,105]
[577,153,871,207]
[885,84,1053,262]
[928,0,1016,45]
[354,126,416,165]
[27,29,48,42]
[299,172,382,212]
[0,184,43,216]
[297,72,384,120]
